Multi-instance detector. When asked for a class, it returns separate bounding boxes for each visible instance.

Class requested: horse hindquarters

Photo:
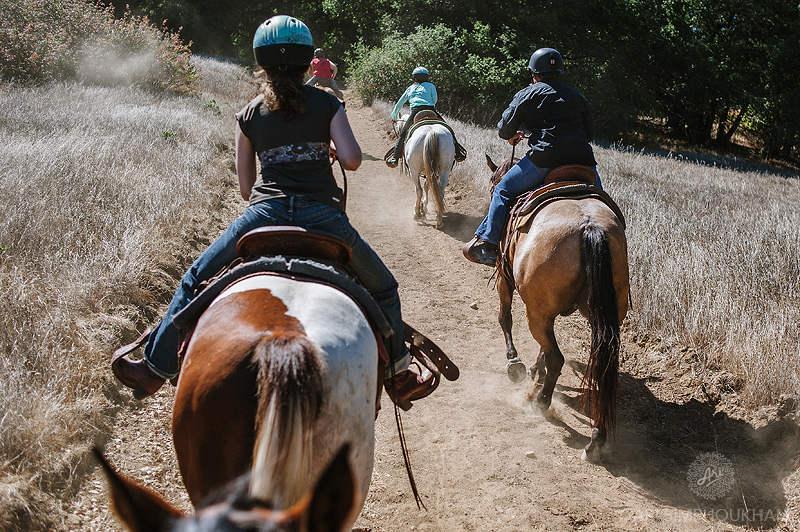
[172,308,262,505]
[580,224,620,455]
[172,277,377,521]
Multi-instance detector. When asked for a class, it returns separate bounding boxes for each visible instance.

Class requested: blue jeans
[475,156,602,245]
[144,197,410,379]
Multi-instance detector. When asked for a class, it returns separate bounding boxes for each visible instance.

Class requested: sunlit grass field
[0,56,254,529]
[0,62,798,530]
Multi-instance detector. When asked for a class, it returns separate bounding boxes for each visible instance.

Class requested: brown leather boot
[112,357,166,399]
[383,364,439,411]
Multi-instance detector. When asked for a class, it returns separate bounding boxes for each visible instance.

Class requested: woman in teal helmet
[386,67,466,167]
[112,15,436,409]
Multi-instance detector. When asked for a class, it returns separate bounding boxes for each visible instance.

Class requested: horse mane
[249,333,324,508]
[489,157,520,193]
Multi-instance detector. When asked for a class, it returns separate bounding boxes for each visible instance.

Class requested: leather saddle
[173,227,459,405]
[496,166,626,285]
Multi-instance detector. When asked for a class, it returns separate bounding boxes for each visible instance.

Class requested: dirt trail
[68,97,799,532]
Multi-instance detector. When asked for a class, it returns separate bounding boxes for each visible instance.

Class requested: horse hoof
[506,359,527,383]
[582,445,603,463]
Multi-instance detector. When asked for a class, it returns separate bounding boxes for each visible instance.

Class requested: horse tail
[423,130,446,216]
[249,333,324,508]
[580,224,620,436]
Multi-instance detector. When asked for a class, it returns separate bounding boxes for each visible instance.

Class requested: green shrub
[349,23,520,124]
[0,0,196,93]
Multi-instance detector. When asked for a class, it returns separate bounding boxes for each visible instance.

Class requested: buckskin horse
[402,111,455,229]
[108,228,383,530]
[485,156,629,462]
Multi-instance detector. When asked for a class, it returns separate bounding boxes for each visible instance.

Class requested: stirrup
[462,236,497,266]
[384,361,439,411]
[110,328,152,371]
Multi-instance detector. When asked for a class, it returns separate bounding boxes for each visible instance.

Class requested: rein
[510,132,529,161]
[330,147,424,509]
[387,362,426,510]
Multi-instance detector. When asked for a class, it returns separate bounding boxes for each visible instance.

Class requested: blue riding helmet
[412,66,429,76]
[253,15,314,69]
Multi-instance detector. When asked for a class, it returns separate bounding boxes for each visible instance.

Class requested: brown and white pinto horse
[486,156,629,462]
[125,271,378,529]
[173,273,377,517]
[95,443,356,532]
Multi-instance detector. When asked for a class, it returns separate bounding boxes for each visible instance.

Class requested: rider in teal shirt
[391,78,438,121]
[386,66,466,167]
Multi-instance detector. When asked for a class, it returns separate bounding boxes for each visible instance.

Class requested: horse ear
[306,444,355,532]
[485,154,498,173]
[93,447,182,532]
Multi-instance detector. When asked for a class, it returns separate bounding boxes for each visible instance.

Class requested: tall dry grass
[373,99,800,408]
[0,56,256,530]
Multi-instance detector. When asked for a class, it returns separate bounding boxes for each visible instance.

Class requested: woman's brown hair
[260,66,308,119]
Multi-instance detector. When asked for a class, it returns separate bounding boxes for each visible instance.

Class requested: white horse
[400,112,455,229]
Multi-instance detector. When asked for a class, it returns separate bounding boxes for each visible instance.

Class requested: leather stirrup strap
[403,322,459,381]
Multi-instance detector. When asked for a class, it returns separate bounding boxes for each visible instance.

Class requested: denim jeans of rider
[143,197,410,379]
[474,155,601,245]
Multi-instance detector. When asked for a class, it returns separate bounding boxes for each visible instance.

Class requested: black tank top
[236,86,344,210]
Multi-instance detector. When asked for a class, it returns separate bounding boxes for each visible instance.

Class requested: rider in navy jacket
[465,48,601,267]
[498,78,597,169]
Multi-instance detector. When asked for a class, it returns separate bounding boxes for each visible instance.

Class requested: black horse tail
[580,224,620,436]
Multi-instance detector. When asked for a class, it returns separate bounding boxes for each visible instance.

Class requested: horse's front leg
[498,276,526,383]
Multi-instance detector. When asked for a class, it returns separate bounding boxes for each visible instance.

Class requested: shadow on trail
[545,361,800,529]
[439,211,484,242]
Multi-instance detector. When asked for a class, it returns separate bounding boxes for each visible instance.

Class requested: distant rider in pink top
[305,48,344,100]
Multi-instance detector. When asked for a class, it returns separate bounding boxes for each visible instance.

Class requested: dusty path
[68,97,799,532]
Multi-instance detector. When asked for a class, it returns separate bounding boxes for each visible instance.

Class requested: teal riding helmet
[253,15,314,70]
[412,66,429,76]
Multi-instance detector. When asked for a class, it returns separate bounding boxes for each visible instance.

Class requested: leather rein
[331,149,426,509]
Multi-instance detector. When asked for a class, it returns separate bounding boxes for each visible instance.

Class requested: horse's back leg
[524,311,563,410]
[497,276,526,383]
[414,185,424,220]
[172,330,259,504]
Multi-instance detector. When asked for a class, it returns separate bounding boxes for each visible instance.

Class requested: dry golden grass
[375,99,800,408]
[0,56,256,530]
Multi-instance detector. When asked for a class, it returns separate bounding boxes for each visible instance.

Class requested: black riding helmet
[528,48,564,75]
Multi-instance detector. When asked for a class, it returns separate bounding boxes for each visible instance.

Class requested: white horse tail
[423,130,447,216]
[249,332,324,508]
